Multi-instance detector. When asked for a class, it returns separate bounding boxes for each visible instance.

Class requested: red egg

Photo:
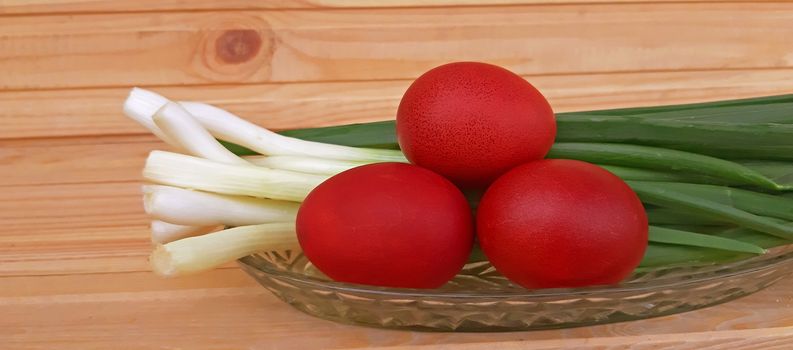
[476,159,648,289]
[296,162,474,289]
[397,62,556,187]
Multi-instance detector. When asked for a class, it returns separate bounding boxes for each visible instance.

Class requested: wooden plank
[0,0,761,16]
[1,271,792,349]
[6,65,793,186]
[2,3,793,89]
[0,168,236,276]
[0,269,255,298]
[4,68,793,140]
[0,136,156,186]
[0,182,145,231]
[377,328,793,350]
[0,177,249,275]
[0,225,151,276]
[0,80,402,139]
[0,181,150,275]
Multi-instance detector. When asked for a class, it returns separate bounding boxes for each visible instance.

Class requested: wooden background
[3,1,793,349]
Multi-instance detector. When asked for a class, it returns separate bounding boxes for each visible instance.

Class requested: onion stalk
[150,220,218,244]
[122,88,183,150]
[549,143,789,191]
[648,226,764,254]
[628,181,793,239]
[124,88,405,163]
[150,223,299,277]
[143,185,299,226]
[152,102,248,165]
[179,101,407,163]
[245,155,367,175]
[143,150,328,202]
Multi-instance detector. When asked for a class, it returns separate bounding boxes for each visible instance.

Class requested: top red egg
[396,62,557,187]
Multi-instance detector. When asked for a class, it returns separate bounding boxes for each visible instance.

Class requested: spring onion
[549,143,789,191]
[152,102,248,165]
[143,151,329,202]
[639,243,745,268]
[179,100,406,162]
[716,227,790,249]
[628,181,793,239]
[122,88,183,150]
[654,225,730,234]
[648,226,764,254]
[143,185,299,227]
[641,224,793,268]
[279,120,400,149]
[150,220,218,244]
[125,88,406,163]
[150,222,299,277]
[582,102,793,123]
[646,208,727,226]
[245,155,368,175]
[643,182,793,221]
[244,154,739,186]
[597,165,733,185]
[567,93,793,117]
[738,161,793,189]
[268,94,793,152]
[554,117,793,161]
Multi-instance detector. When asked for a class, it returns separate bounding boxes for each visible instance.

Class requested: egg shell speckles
[296,162,474,289]
[476,159,649,289]
[397,62,556,187]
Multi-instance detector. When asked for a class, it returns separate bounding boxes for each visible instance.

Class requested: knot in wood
[215,29,262,64]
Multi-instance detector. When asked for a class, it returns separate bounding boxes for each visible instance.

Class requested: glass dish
[238,244,793,332]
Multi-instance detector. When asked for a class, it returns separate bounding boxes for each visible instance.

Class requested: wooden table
[3,1,793,348]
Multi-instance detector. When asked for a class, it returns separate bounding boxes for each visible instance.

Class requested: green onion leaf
[642,182,793,222]
[555,117,793,161]
[639,243,745,268]
[646,208,727,226]
[628,181,793,239]
[715,227,790,249]
[599,165,734,185]
[648,226,765,254]
[739,161,793,189]
[279,120,400,150]
[566,94,793,117]
[549,143,788,191]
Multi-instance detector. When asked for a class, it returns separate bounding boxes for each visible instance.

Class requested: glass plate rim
[238,243,793,299]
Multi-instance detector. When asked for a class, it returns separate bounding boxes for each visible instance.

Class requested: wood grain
[3,68,793,140]
[0,178,239,276]
[0,137,155,186]
[0,269,255,298]
[2,270,793,349]
[0,181,149,275]
[3,0,793,348]
[377,327,793,350]
[3,3,793,90]
[0,0,768,15]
